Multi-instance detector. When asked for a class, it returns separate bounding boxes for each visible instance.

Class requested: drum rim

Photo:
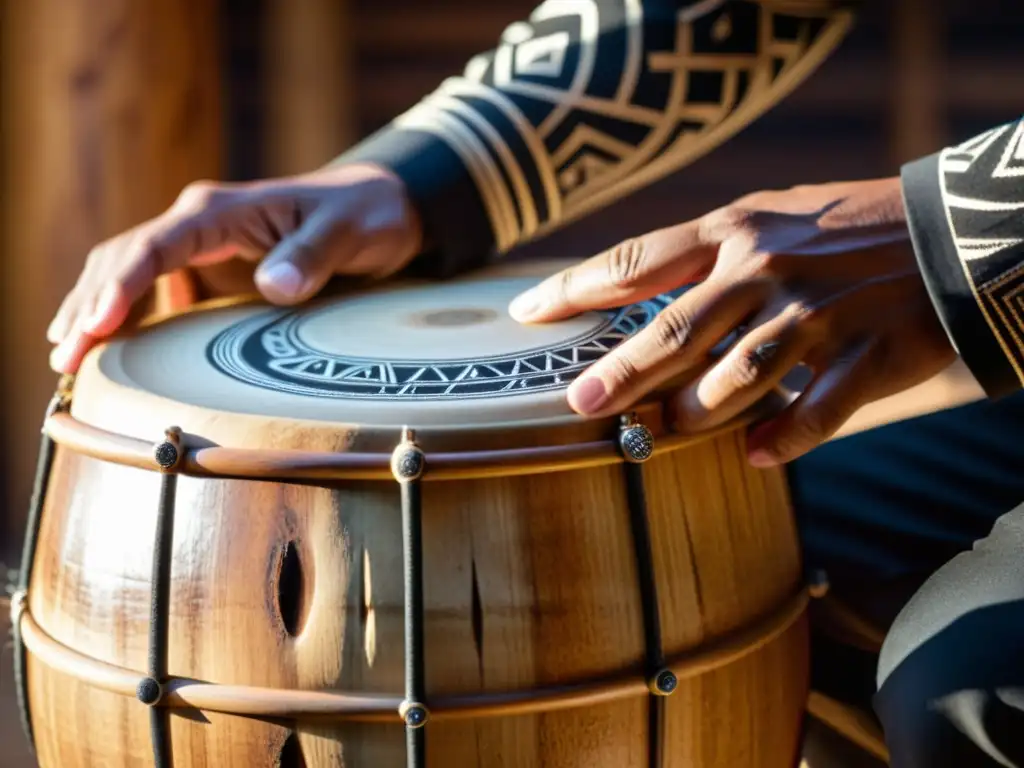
[68,263,762,460]
[44,405,750,481]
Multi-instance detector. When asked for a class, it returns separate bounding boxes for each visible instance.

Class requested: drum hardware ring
[619,414,655,464]
[153,427,183,472]
[649,669,679,697]
[400,700,430,729]
[391,427,426,482]
[42,409,752,482]
[136,677,164,707]
[15,588,809,723]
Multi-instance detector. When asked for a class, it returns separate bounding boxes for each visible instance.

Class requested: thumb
[253,205,364,305]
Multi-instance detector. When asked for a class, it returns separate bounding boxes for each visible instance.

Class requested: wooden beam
[265,0,358,176]
[0,0,223,556]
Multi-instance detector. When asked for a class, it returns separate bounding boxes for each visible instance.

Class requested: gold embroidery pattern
[979,264,1024,375]
[393,0,854,252]
[940,118,1024,386]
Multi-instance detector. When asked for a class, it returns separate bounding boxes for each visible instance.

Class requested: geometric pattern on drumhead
[206,293,678,400]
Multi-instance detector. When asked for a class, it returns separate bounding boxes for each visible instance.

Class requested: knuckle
[783,298,822,326]
[604,352,640,389]
[606,238,647,288]
[175,180,223,211]
[781,408,834,456]
[700,202,755,243]
[286,239,320,265]
[133,235,168,278]
[652,306,695,354]
[83,244,107,271]
[357,198,407,239]
[553,267,576,305]
[748,250,783,275]
[729,348,770,389]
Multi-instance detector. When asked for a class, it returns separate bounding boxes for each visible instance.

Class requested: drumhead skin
[72,260,682,451]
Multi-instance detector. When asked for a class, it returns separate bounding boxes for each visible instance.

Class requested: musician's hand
[509,178,956,466]
[47,163,422,373]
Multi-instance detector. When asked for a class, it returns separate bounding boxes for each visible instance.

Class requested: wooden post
[0,0,223,556]
[265,0,357,176]
[890,0,946,164]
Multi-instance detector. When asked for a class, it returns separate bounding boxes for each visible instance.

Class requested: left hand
[507,179,956,466]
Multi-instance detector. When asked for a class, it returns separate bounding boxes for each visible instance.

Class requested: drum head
[72,260,681,448]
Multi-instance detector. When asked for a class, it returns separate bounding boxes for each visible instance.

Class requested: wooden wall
[0,0,223,561]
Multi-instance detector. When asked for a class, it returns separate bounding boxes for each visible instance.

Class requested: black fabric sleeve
[901,119,1024,399]
[335,0,858,279]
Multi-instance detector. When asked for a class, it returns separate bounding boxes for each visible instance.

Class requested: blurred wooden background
[0,0,1020,765]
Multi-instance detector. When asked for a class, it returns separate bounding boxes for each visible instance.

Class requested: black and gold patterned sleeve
[341,0,857,277]
[902,118,1024,399]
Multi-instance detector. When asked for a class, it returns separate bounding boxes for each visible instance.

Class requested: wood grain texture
[25,419,807,766]
[0,0,222,556]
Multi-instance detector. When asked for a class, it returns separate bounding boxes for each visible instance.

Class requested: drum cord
[11,381,72,757]
[402,479,427,767]
[620,416,676,768]
[135,427,184,768]
[146,460,180,767]
[12,416,58,756]
[393,430,429,768]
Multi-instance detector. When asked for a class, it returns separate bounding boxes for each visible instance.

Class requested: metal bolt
[136,676,163,706]
[619,416,655,464]
[400,701,429,729]
[651,668,678,697]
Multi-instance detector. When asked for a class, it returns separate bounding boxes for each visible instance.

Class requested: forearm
[902,117,1024,399]
[341,0,858,277]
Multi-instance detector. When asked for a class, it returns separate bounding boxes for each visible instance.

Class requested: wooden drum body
[13,261,809,767]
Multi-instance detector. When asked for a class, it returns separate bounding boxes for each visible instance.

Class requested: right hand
[47,163,423,374]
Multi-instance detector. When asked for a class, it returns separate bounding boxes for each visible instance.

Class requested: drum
[12,260,809,768]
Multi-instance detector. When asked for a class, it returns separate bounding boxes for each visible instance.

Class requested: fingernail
[47,319,66,344]
[257,262,305,298]
[568,377,609,415]
[49,338,75,373]
[748,449,777,468]
[509,289,542,321]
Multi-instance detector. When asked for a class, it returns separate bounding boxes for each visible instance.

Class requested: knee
[874,591,1024,767]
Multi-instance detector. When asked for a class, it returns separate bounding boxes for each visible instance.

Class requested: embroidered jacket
[338,0,1023,399]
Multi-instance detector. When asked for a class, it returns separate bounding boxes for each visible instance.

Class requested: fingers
[254,207,362,304]
[49,318,100,374]
[745,340,876,467]
[47,181,305,372]
[669,299,826,432]
[508,218,717,323]
[564,278,772,417]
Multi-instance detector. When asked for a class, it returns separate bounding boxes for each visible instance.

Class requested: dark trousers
[790,393,1024,767]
